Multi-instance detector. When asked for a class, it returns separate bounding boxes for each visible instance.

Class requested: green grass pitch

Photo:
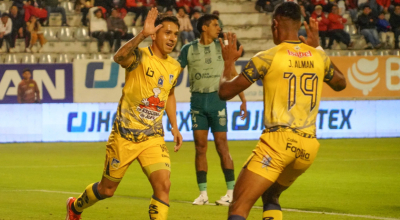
[0,138,399,220]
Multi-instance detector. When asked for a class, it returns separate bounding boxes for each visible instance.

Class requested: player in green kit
[177,14,247,206]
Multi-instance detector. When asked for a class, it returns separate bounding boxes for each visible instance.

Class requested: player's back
[244,41,333,136]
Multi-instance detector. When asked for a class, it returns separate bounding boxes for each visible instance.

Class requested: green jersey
[177,39,224,93]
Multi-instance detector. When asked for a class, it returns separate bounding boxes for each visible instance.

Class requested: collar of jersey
[283,40,302,44]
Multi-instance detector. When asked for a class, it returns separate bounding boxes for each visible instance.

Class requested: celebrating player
[218,2,346,220]
[177,14,247,206]
[65,8,183,220]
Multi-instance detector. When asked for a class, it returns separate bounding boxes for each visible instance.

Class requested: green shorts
[190,92,227,133]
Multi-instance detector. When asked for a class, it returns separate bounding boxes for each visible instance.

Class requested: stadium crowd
[0,0,212,53]
[255,0,400,49]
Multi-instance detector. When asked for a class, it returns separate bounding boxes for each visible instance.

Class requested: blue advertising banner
[0,64,73,103]
[0,100,399,143]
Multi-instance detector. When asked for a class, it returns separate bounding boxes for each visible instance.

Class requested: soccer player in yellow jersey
[65,8,183,220]
[218,3,346,220]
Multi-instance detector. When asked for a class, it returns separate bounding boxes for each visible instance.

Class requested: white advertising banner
[0,100,399,143]
[73,60,263,102]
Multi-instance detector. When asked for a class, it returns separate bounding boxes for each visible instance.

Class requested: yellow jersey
[114,47,181,142]
[241,41,334,137]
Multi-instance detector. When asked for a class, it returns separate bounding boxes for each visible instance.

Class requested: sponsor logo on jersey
[158,76,164,87]
[138,87,165,120]
[169,74,174,84]
[111,158,120,169]
[287,50,312,58]
[286,143,310,160]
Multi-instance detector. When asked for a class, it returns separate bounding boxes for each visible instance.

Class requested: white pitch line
[0,164,99,168]
[2,189,399,220]
[317,158,400,162]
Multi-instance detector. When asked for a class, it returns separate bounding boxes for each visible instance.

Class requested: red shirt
[311,11,330,31]
[125,0,138,7]
[376,0,391,8]
[17,79,40,103]
[175,0,192,8]
[328,13,347,30]
[23,5,48,22]
[312,0,328,6]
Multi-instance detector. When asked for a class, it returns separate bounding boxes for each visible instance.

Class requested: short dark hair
[23,68,31,73]
[155,13,180,30]
[197,14,219,33]
[363,5,371,9]
[1,13,9,18]
[93,8,102,15]
[273,2,301,21]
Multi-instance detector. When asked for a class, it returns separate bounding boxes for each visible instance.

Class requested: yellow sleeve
[318,50,335,82]
[241,51,273,83]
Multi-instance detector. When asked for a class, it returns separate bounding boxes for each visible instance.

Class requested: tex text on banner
[0,64,73,103]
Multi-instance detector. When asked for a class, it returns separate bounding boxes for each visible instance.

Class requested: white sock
[226,190,233,197]
[200,191,208,197]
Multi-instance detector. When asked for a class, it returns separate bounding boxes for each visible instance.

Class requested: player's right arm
[113,8,162,69]
[324,61,346,91]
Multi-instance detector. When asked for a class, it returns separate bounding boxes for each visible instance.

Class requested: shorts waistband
[262,126,316,139]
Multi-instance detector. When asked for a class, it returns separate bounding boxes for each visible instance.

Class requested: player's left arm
[166,87,183,152]
[218,33,252,101]
[299,18,346,91]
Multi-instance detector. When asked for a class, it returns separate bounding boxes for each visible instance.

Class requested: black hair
[93,8,102,15]
[197,14,219,33]
[177,7,187,14]
[23,68,31,73]
[379,12,385,15]
[1,13,9,18]
[363,5,371,9]
[273,2,301,21]
[155,13,180,30]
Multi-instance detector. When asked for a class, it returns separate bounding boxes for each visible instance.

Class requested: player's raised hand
[219,32,243,63]
[142,7,163,37]
[172,128,183,152]
[299,18,320,48]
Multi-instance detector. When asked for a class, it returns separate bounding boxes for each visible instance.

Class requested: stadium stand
[0,0,399,64]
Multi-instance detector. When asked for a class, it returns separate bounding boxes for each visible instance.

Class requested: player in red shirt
[17,68,40,103]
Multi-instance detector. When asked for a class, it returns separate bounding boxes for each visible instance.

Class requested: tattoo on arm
[126,49,143,72]
[114,32,146,68]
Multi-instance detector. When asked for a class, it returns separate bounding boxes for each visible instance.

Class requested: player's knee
[98,185,117,198]
[154,179,171,195]
[195,143,207,154]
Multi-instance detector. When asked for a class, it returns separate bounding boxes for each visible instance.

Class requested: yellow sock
[263,203,282,220]
[73,182,104,213]
[149,195,169,220]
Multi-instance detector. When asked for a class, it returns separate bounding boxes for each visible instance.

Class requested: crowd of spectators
[0,0,213,53]
[255,0,400,49]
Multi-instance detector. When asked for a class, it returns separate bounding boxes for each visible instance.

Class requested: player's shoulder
[181,39,198,52]
[251,46,280,64]
[167,55,181,68]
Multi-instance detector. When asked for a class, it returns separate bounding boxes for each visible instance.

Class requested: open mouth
[166,43,175,49]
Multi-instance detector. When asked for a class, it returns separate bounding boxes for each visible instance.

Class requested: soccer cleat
[215,194,232,206]
[192,194,209,205]
[65,197,82,220]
